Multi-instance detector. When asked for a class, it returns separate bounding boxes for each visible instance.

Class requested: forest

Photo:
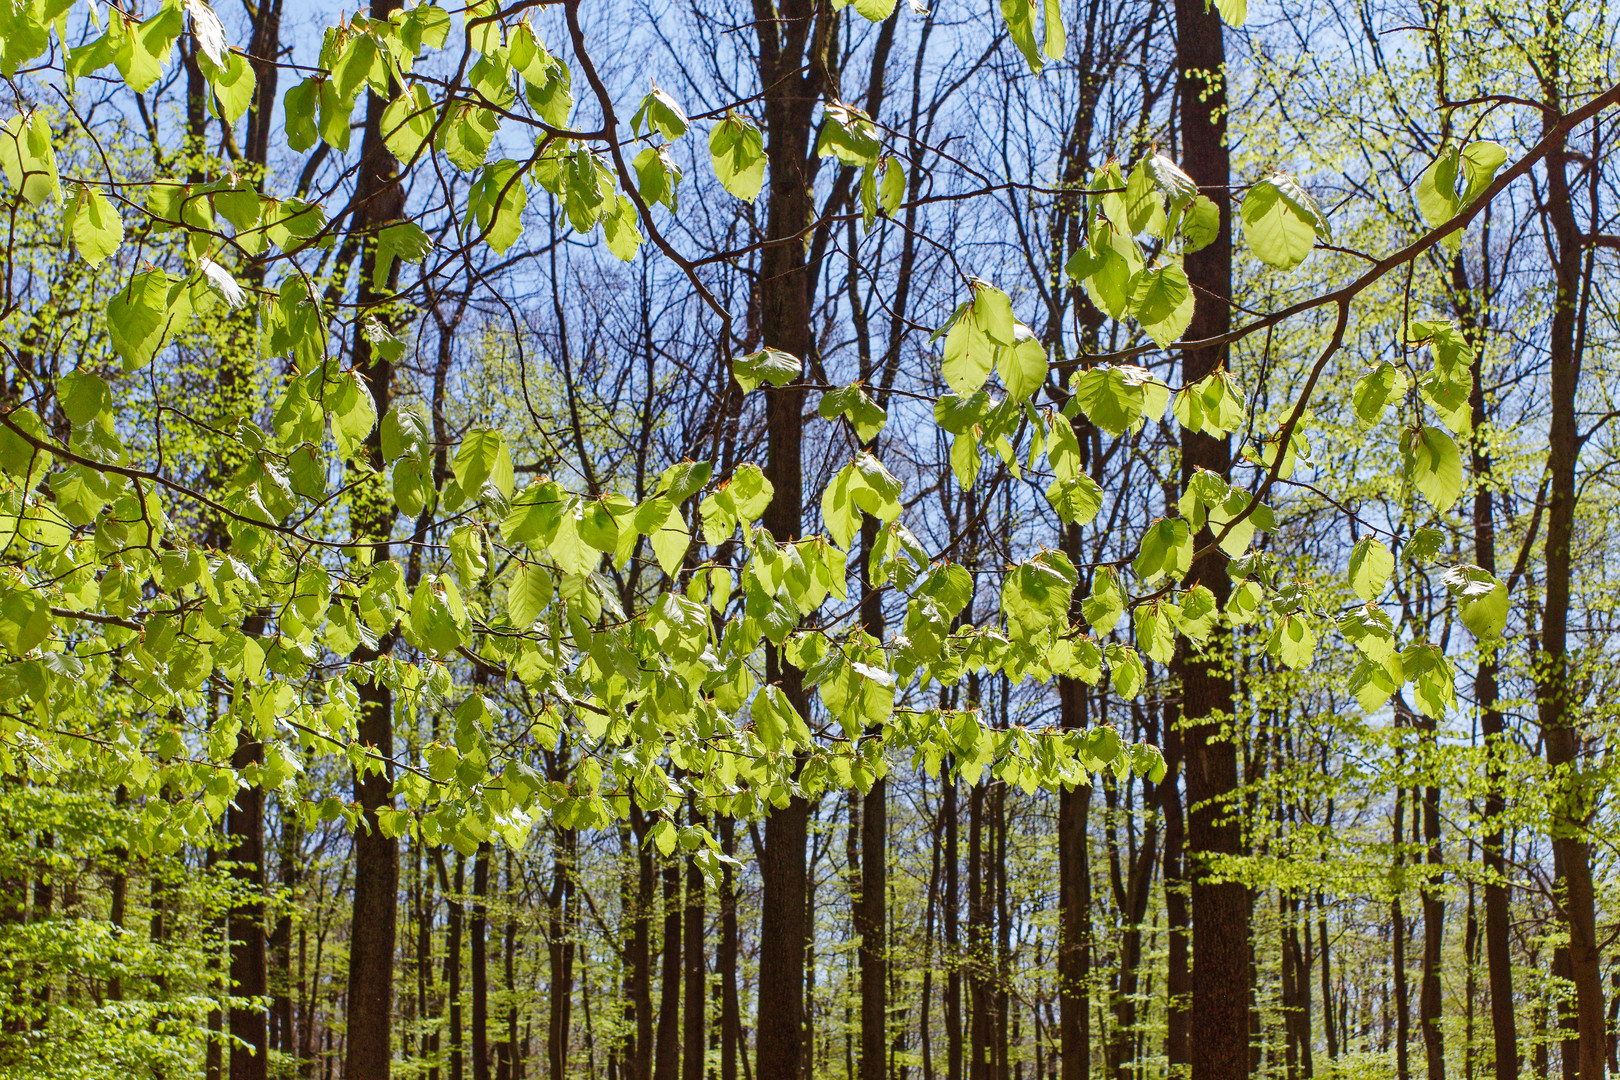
[0,0,1615,1075]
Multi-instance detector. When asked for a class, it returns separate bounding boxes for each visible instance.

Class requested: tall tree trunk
[684,807,706,1080]
[549,826,575,1080]
[853,506,890,1080]
[749,0,826,1072]
[229,733,268,1080]
[628,809,655,1080]
[655,857,681,1080]
[945,769,963,1080]
[1536,38,1604,1080]
[719,815,740,1080]
[1394,784,1410,1080]
[473,843,492,1080]
[443,852,466,1080]
[1456,249,1518,1080]
[1420,731,1445,1080]
[968,779,990,1080]
[1169,1,1249,1076]
[343,0,408,1072]
[1164,722,1189,1076]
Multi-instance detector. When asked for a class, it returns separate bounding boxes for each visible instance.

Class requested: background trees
[0,0,1617,1077]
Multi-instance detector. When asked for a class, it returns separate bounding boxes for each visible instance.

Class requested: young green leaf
[65,184,123,267]
[1348,537,1394,602]
[1240,175,1328,270]
[709,115,765,201]
[1442,564,1508,640]
[733,348,800,392]
[1401,425,1463,511]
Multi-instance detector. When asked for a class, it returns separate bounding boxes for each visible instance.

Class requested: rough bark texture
[1170,2,1250,1077]
[750,0,825,1075]
[342,0,407,1073]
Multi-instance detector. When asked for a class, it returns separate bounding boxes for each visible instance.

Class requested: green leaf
[1129,262,1194,347]
[1082,566,1126,634]
[941,306,995,397]
[1348,537,1394,602]
[1443,564,1508,640]
[1046,473,1103,525]
[999,0,1043,72]
[204,48,256,124]
[1134,602,1176,663]
[650,503,690,577]
[468,158,528,253]
[878,158,905,215]
[106,270,179,369]
[1417,142,1507,227]
[996,326,1047,400]
[382,84,435,164]
[284,78,319,151]
[1350,657,1399,713]
[818,383,887,443]
[375,221,433,290]
[117,3,184,93]
[815,103,881,167]
[1213,0,1246,25]
[1401,425,1463,511]
[1268,613,1315,669]
[733,348,800,392]
[709,115,766,201]
[1240,175,1328,270]
[453,428,514,501]
[0,112,58,205]
[0,589,52,656]
[1072,365,1167,437]
[65,184,123,267]
[1351,361,1407,429]
[631,88,688,140]
[57,370,111,428]
[1105,643,1145,698]
[1401,643,1455,719]
[1181,194,1220,252]
[853,0,899,20]
[1133,518,1191,583]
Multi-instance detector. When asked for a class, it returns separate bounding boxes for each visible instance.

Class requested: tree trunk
[750,0,825,1071]
[1456,248,1519,1080]
[946,769,962,1080]
[1169,0,1249,1076]
[1536,45,1604,1080]
[719,815,740,1080]
[473,843,492,1080]
[1394,784,1410,1080]
[229,733,268,1080]
[655,856,681,1080]
[684,806,706,1080]
[342,0,408,1070]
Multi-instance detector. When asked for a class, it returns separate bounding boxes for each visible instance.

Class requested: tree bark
[342,0,408,1071]
[1169,1,1250,1077]
[684,806,706,1080]
[1536,46,1605,1080]
[750,0,825,1070]
[473,843,492,1080]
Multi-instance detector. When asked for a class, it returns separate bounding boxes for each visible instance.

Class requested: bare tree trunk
[684,806,706,1080]
[1536,41,1605,1080]
[655,856,682,1080]
[719,815,740,1080]
[473,843,492,1080]
[946,770,963,1080]
[746,0,827,1071]
[1394,784,1410,1080]
[342,0,408,1071]
[1169,1,1249,1076]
